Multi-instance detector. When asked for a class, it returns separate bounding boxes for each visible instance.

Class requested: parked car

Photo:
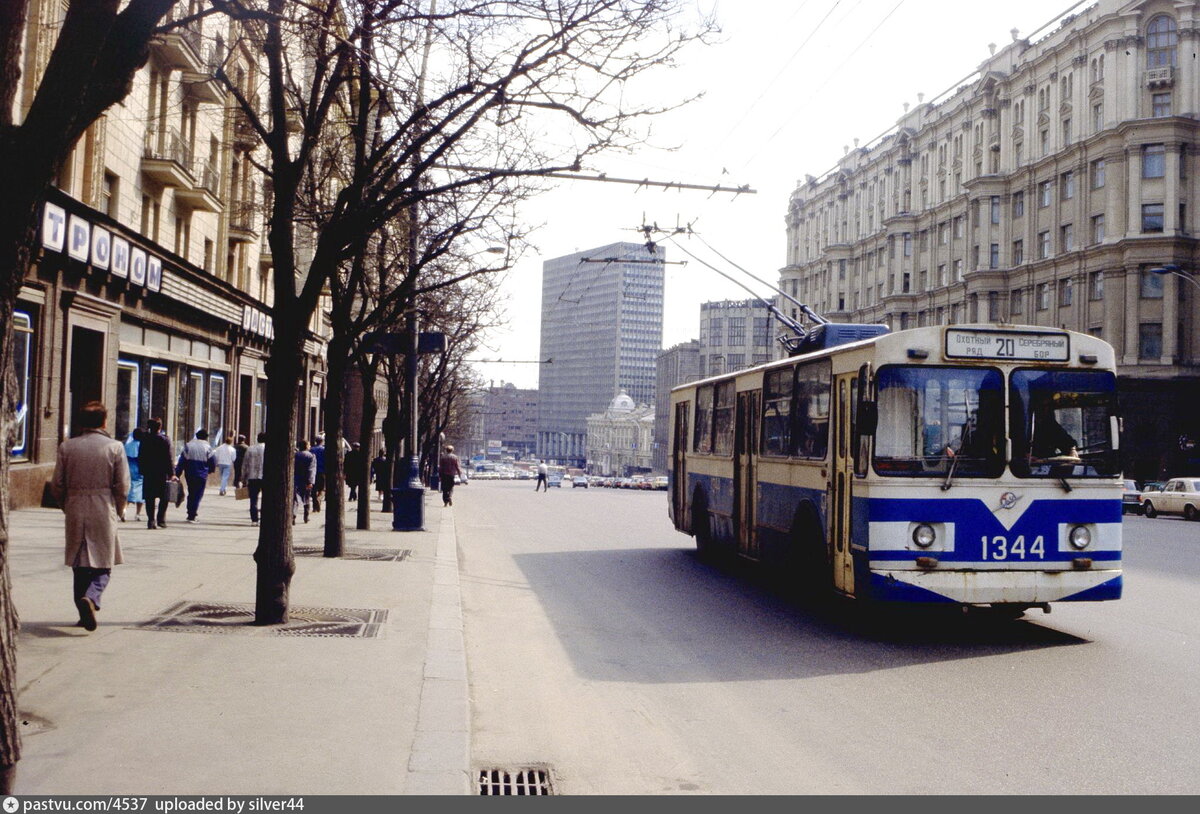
[548,473,563,488]
[1141,477,1200,520]
[651,476,669,490]
[1122,480,1141,514]
[572,476,589,488]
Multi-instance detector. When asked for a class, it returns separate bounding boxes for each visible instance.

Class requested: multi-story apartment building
[781,0,1200,479]
[698,299,775,377]
[537,242,664,466]
[651,339,700,473]
[469,381,539,461]
[9,2,330,507]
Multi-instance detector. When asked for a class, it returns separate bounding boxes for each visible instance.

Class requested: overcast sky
[470,0,1087,390]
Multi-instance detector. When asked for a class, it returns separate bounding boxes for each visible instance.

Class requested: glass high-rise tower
[537,242,664,466]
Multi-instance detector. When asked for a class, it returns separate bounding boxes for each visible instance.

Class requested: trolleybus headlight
[1069,525,1092,550]
[912,524,936,548]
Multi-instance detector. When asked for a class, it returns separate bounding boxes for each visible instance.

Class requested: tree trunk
[355,356,379,531]
[321,335,349,557]
[253,326,301,625]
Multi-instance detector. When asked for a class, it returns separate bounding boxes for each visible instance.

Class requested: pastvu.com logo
[3,796,19,813]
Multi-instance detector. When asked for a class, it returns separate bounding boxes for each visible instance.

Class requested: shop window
[11,311,33,458]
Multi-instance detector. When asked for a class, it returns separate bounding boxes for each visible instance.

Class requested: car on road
[572,476,589,488]
[548,473,563,488]
[1141,477,1200,520]
[1122,480,1141,514]
[651,476,669,490]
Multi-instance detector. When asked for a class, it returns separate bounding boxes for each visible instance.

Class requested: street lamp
[1149,263,1200,294]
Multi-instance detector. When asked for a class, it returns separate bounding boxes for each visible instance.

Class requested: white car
[1141,477,1200,520]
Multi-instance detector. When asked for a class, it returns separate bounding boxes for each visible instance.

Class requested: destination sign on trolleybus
[944,328,1070,362]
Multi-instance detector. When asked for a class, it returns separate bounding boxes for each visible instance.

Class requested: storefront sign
[42,202,161,293]
[242,304,274,339]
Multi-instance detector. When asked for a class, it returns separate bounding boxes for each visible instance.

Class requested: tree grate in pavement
[292,545,411,562]
[133,601,388,638]
[476,766,555,795]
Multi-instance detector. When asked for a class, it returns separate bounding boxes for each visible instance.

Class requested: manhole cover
[293,546,411,562]
[477,766,555,795]
[133,601,387,638]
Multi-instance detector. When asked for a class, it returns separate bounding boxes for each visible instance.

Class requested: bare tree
[217,0,713,623]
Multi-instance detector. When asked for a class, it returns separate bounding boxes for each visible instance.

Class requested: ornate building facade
[585,390,654,476]
[781,0,1200,479]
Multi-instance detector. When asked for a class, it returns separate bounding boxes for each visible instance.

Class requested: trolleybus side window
[761,366,794,457]
[1009,368,1119,478]
[794,360,831,459]
[694,384,714,453]
[713,380,735,457]
[873,365,1005,477]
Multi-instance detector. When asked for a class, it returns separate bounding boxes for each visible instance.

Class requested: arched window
[1099,53,1105,79]
[1147,15,1178,67]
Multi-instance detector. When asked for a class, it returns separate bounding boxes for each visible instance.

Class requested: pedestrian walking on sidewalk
[50,401,130,632]
[294,439,317,523]
[124,430,144,522]
[310,435,326,512]
[535,460,549,492]
[243,432,266,525]
[233,434,249,487]
[371,451,390,504]
[138,417,174,529]
[213,435,237,495]
[439,445,462,507]
[345,443,363,502]
[176,429,215,523]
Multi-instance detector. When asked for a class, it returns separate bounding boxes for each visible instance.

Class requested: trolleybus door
[734,390,761,559]
[831,375,855,594]
[672,401,689,531]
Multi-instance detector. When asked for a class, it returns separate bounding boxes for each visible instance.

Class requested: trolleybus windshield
[1009,368,1119,478]
[873,365,1006,477]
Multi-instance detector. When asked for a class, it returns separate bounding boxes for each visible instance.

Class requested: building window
[903,233,912,257]
[989,243,999,269]
[953,259,963,281]
[1062,118,1072,146]
[727,353,745,371]
[902,272,910,293]
[1143,144,1166,178]
[101,172,118,219]
[1012,239,1024,265]
[11,311,33,459]
[1152,92,1172,118]
[1037,282,1051,310]
[1060,224,1074,252]
[1015,141,1023,167]
[953,215,963,238]
[1012,191,1024,218]
[1040,129,1049,157]
[987,291,1000,321]
[1010,289,1024,316]
[1139,323,1163,360]
[1093,102,1103,133]
[1142,203,1164,233]
[1089,271,1104,300]
[971,245,980,268]
[1091,158,1106,188]
[728,317,746,346]
[1039,180,1052,207]
[990,196,1000,224]
[936,264,946,286]
[1059,277,1073,307]
[1038,231,1051,259]
[1140,268,1165,298]
[1147,15,1178,68]
[1091,214,1105,244]
[1061,171,1075,200]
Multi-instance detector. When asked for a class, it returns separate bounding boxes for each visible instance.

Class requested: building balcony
[142,125,193,187]
[232,108,260,149]
[174,158,222,212]
[228,202,259,243]
[150,9,204,72]
[1145,65,1174,88]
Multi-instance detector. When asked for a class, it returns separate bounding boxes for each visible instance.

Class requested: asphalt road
[454,480,1200,794]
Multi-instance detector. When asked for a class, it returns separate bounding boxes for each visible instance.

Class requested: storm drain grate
[293,545,411,562]
[133,601,387,638]
[477,767,555,796]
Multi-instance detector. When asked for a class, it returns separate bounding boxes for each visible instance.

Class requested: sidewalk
[6,488,469,795]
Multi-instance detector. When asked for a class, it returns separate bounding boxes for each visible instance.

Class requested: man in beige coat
[51,400,130,632]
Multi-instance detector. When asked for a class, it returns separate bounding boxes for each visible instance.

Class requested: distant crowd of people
[49,399,417,633]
